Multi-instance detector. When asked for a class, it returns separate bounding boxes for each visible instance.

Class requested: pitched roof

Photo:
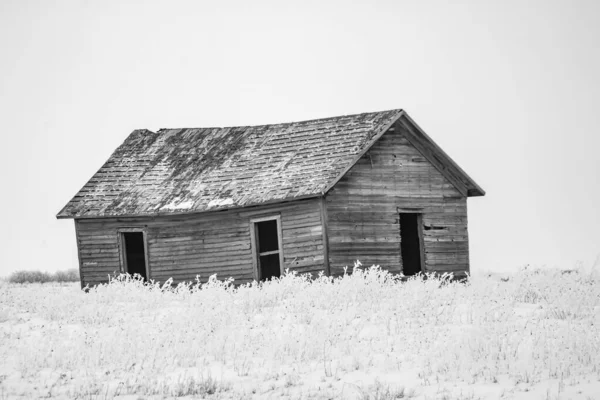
[57,109,484,219]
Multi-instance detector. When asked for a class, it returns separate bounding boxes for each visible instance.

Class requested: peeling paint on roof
[207,198,234,209]
[57,110,403,218]
[160,199,195,211]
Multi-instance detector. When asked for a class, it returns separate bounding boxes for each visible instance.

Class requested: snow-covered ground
[1,266,599,399]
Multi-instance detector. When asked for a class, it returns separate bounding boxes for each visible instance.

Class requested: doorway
[252,217,283,281]
[121,231,148,280]
[399,213,423,276]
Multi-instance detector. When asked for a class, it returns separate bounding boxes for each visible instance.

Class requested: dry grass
[0,263,599,399]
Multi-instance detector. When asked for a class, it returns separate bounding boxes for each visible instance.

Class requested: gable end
[324,111,485,198]
[396,113,485,197]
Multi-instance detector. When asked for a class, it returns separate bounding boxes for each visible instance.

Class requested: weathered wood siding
[75,198,324,287]
[326,127,470,276]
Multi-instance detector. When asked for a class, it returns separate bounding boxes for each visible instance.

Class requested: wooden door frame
[397,209,426,274]
[117,227,151,280]
[249,215,284,281]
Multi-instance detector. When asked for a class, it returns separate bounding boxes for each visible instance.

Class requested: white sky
[1,0,599,277]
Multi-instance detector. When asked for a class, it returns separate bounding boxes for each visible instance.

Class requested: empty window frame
[250,216,284,281]
[118,229,150,281]
[399,213,425,276]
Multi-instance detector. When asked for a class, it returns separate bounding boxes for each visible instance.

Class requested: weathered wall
[75,198,324,287]
[326,127,470,276]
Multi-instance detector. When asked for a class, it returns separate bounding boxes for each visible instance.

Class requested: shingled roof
[57,109,484,219]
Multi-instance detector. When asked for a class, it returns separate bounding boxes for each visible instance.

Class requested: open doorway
[252,217,283,281]
[399,213,423,276]
[120,231,148,281]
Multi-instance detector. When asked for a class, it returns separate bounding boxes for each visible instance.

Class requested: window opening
[254,219,282,281]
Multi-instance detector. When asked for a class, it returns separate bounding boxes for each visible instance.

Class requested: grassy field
[0,264,599,399]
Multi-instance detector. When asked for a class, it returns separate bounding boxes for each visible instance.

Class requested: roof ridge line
[155,108,403,132]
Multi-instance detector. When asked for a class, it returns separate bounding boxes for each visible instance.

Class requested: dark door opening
[400,213,423,276]
[255,219,281,281]
[122,232,148,280]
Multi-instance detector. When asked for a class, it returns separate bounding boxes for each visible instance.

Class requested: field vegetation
[0,263,599,399]
[6,269,80,284]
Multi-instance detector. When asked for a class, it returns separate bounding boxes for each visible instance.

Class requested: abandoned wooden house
[57,109,485,287]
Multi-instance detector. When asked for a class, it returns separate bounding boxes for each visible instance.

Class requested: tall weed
[1,263,598,398]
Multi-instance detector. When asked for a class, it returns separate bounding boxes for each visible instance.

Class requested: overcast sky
[1,0,599,277]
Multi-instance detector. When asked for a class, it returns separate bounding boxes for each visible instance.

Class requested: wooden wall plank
[75,198,325,286]
[326,127,470,276]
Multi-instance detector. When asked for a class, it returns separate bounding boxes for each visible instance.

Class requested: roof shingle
[57,110,403,218]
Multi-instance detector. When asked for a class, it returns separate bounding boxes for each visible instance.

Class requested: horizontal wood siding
[326,128,470,277]
[75,220,121,287]
[75,198,324,286]
[280,202,324,276]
